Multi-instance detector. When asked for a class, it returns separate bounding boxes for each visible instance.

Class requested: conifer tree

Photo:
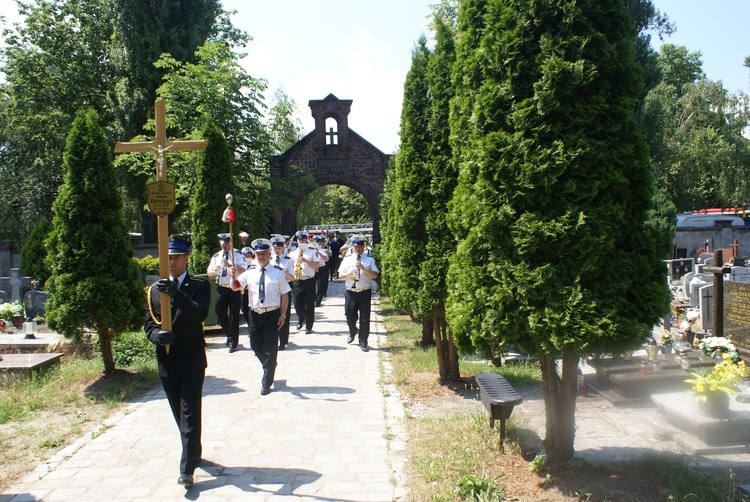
[421,15,460,380]
[379,37,432,319]
[45,109,144,374]
[189,120,236,275]
[446,0,670,462]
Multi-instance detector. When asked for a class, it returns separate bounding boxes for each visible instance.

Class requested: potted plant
[0,301,24,333]
[659,331,673,353]
[685,353,749,417]
[0,301,23,322]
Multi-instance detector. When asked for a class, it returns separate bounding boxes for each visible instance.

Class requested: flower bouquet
[698,336,740,362]
[685,353,749,416]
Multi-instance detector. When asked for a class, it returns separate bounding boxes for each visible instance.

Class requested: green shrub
[111,330,155,367]
[134,255,159,277]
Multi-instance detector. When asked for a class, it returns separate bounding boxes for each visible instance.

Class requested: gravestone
[688,274,711,307]
[9,268,22,303]
[699,284,713,331]
[667,258,694,283]
[24,290,51,321]
[725,281,750,353]
[727,266,750,283]
[698,252,714,265]
[732,256,748,267]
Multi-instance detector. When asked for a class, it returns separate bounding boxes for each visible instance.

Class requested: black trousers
[293,278,316,330]
[216,285,242,347]
[242,289,253,336]
[161,370,204,475]
[316,265,329,303]
[250,309,281,388]
[345,289,372,346]
[278,291,292,348]
[328,257,340,280]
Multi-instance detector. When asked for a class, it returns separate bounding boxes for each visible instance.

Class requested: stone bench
[0,353,63,378]
[475,372,523,448]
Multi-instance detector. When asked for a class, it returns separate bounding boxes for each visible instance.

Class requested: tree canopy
[442,0,670,462]
[44,109,144,374]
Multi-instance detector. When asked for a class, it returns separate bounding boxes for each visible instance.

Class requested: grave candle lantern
[23,318,37,340]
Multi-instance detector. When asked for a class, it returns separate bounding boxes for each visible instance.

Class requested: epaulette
[189,276,209,284]
[248,264,258,270]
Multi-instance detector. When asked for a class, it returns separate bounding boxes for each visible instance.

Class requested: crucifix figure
[114,99,207,347]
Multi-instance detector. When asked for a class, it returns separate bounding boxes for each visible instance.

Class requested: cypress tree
[446,0,670,462]
[421,15,461,380]
[380,37,432,320]
[189,120,236,275]
[45,109,144,374]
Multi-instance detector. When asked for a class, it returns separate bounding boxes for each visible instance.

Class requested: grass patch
[0,331,158,491]
[378,295,744,501]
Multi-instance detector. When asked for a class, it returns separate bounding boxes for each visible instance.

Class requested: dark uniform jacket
[145,274,211,378]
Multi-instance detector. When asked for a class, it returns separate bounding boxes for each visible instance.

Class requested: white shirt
[339,253,379,290]
[272,252,295,279]
[237,264,291,309]
[207,248,248,286]
[290,245,321,278]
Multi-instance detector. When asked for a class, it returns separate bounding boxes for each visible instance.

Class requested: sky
[1,0,749,154]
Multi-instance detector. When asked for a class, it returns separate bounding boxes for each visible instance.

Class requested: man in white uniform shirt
[338,234,379,352]
[290,230,321,333]
[206,233,247,352]
[234,238,291,395]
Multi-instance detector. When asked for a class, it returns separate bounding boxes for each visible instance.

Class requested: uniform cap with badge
[351,234,367,245]
[251,238,272,252]
[168,234,192,255]
[218,233,231,242]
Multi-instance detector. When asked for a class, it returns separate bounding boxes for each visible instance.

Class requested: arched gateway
[270,94,391,243]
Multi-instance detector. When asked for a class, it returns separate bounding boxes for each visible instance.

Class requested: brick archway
[270,94,390,242]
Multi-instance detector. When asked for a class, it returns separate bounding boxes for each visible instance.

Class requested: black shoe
[278,345,286,351]
[225,339,230,347]
[315,301,322,307]
[347,334,355,344]
[260,386,271,395]
[228,346,237,353]
[297,324,304,331]
[360,345,369,352]
[305,329,313,334]
[178,473,194,486]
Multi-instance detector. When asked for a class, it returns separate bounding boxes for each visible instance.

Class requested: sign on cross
[114,99,207,344]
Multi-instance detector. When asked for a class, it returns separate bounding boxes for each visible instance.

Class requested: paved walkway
[1,280,408,501]
[3,280,750,500]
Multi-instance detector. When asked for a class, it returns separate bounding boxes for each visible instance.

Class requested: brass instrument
[294,249,303,280]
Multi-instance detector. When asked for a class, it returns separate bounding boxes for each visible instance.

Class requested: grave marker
[699,284,713,331]
[725,281,750,353]
[23,290,51,321]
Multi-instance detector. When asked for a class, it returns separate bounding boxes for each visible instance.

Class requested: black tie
[259,267,266,304]
[221,251,228,277]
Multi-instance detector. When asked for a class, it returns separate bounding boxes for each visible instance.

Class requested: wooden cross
[114,99,207,337]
